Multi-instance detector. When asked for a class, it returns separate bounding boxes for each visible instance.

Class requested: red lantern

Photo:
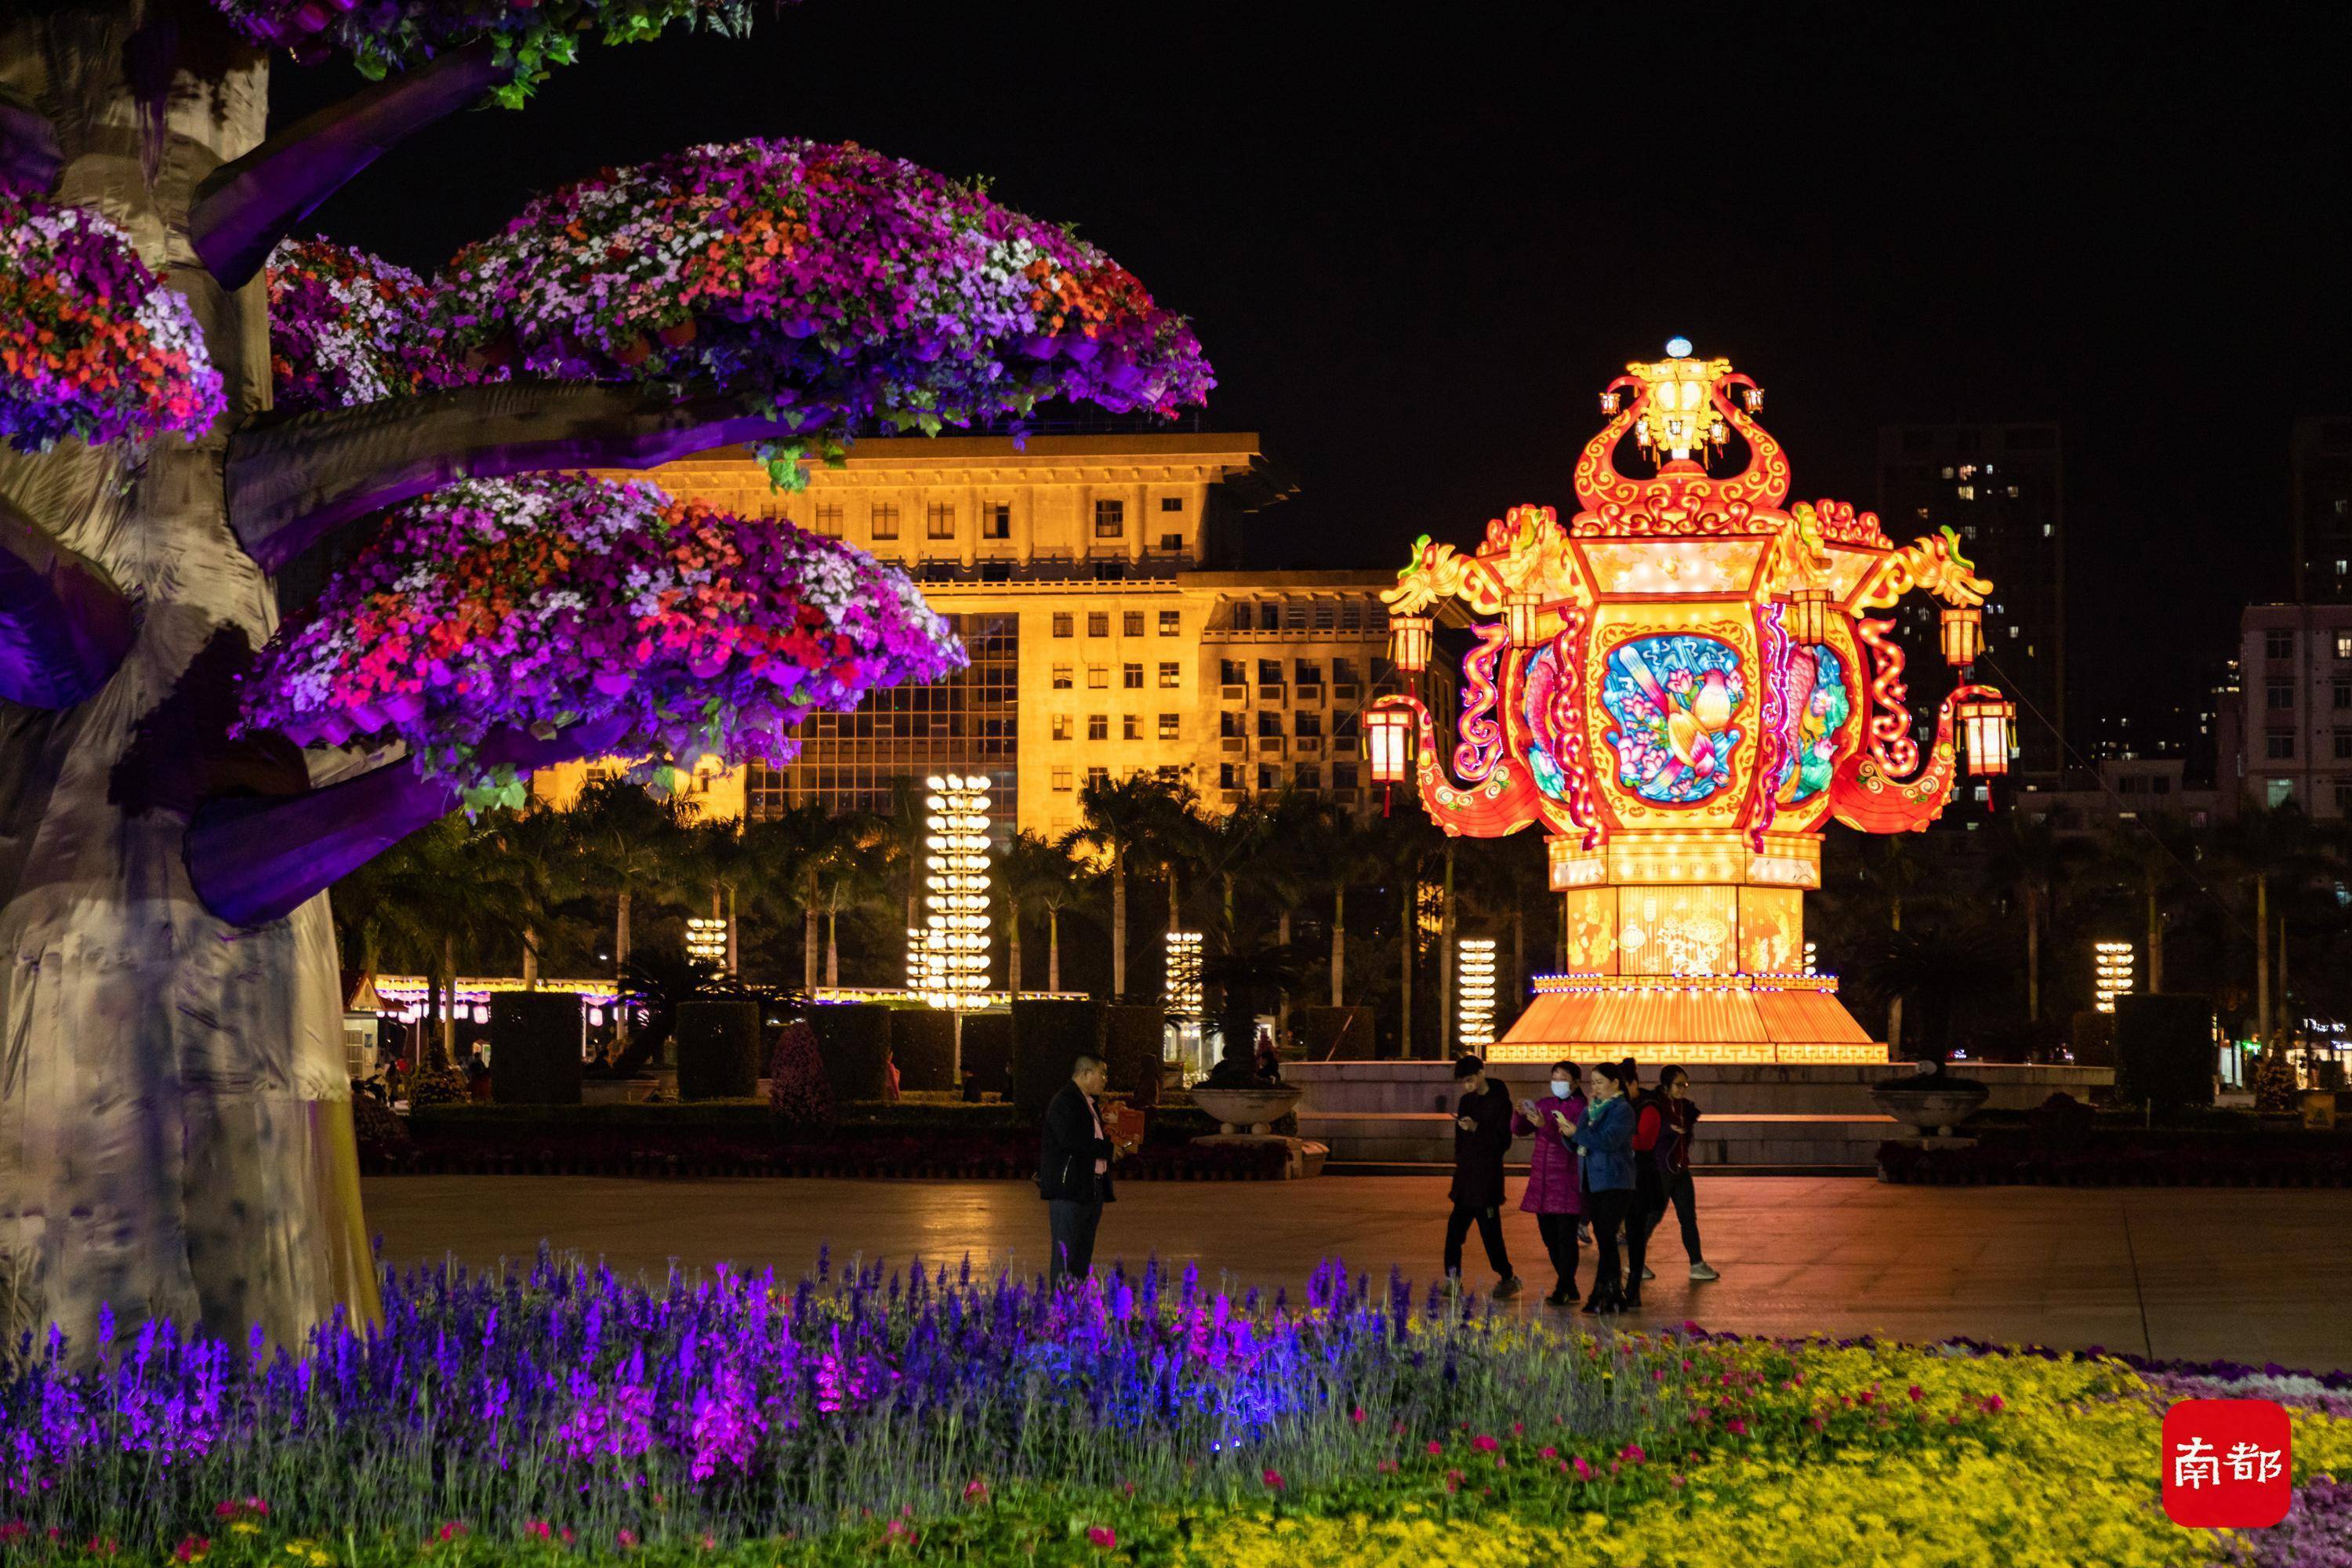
[1958,697,2016,777]
[1366,705,1416,784]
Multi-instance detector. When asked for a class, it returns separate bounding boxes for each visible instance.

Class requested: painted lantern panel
[1775,642,1852,806]
[1599,633,1746,805]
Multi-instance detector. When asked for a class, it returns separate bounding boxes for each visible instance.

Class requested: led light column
[1457,937,1497,1051]
[922,774,993,1009]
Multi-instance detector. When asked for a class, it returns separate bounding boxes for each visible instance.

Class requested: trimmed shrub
[407,1065,469,1111]
[1010,998,1102,1118]
[805,1002,892,1103]
[767,1021,836,1133]
[488,991,584,1105]
[677,999,761,1101]
[959,1011,1014,1098]
[350,1093,409,1155]
[2114,993,2215,1110]
[893,1008,956,1093]
[1293,1005,1377,1060]
[1104,1004,1166,1109]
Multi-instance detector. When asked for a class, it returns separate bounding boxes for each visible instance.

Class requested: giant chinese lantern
[1377,343,2008,1064]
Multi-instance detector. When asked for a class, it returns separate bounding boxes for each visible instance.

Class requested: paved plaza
[361,1174,2352,1371]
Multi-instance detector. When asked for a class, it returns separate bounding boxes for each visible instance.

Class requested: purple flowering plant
[430,138,1214,486]
[236,473,961,802]
[265,238,474,413]
[0,186,223,452]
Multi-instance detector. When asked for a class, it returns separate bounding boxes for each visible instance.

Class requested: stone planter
[1189,1084,1305,1135]
[1871,1080,1990,1138]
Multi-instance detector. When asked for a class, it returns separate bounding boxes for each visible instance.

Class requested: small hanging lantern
[1783,586,1833,646]
[1940,605,1984,668]
[1388,614,1432,673]
[1366,704,1416,784]
[1503,590,1543,650]
[1958,696,2016,777]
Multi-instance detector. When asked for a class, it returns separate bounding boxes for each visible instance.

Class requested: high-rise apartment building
[532,435,1450,834]
[2235,603,2352,819]
[2292,416,2352,603]
[1876,423,2066,782]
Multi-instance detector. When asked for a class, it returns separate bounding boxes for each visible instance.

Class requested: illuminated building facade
[1378,343,2012,1065]
[533,435,1453,834]
[2235,602,2352,818]
[2292,416,2352,604]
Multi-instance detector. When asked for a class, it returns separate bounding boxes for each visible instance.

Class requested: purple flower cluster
[237,474,963,796]
[265,238,474,412]
[1,186,223,452]
[2246,1475,2352,1568]
[0,1254,1640,1549]
[431,138,1214,484]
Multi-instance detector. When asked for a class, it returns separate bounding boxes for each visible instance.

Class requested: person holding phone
[1573,1062,1635,1315]
[1443,1055,1522,1300]
[1512,1060,1587,1306]
[1654,1065,1719,1281]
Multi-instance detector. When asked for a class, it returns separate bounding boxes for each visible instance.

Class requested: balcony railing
[1220,684,1247,702]
[1295,684,1323,704]
[1258,684,1285,702]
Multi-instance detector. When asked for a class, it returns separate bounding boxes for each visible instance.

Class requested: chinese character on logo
[2163,1400,2291,1528]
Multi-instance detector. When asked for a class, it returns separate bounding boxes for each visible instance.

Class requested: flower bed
[432,138,1211,485]
[1,1249,2347,1566]
[1,187,223,452]
[238,473,960,800]
[1878,1127,2352,1186]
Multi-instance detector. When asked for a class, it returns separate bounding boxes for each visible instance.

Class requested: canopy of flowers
[266,237,472,412]
[209,0,754,100]
[432,138,1214,485]
[238,473,961,797]
[0,187,223,453]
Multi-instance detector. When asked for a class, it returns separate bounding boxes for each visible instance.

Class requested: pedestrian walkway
[361,1174,2352,1371]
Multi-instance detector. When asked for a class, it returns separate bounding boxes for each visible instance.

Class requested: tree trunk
[612,885,633,1047]
[1330,885,1345,1007]
[2256,873,2270,1040]
[803,894,819,995]
[824,909,838,989]
[1399,880,1414,1058]
[724,881,738,975]
[1510,906,1525,1034]
[1438,844,1454,1056]
[1110,848,1127,999]
[422,967,443,1070]
[1047,905,1061,993]
[2145,877,2163,995]
[1007,896,1022,1000]
[0,7,376,1352]
[2024,884,2041,1024]
[1886,893,1904,1053]
[521,927,539,989]
[1276,907,1292,1040]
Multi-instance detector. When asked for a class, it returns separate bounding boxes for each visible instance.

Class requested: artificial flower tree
[0,1,1209,1355]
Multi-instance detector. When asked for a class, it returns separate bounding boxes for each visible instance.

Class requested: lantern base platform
[1482,972,1887,1065]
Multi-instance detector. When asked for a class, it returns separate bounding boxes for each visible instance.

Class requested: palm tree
[1071,772,1189,998]
[566,775,695,985]
[1457,831,1548,1037]
[1309,808,1394,1007]
[810,813,885,987]
[1002,830,1085,996]
[2216,803,2328,1040]
[1370,811,1437,1055]
[1854,917,2013,1065]
[476,804,575,988]
[1980,813,2089,1029]
[759,804,863,992]
[1859,835,1928,1051]
[1200,939,1308,1065]
[2095,811,2201,996]
[333,812,528,1066]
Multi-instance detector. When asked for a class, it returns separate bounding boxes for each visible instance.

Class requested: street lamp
[2094,941,2136,1013]
[1456,937,1497,1050]
[1163,931,1203,1016]
[684,916,728,969]
[920,773,994,1011]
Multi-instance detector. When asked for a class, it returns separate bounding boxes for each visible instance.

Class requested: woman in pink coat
[1512,1060,1587,1306]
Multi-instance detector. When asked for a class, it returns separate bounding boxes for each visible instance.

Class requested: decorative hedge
[803,1002,892,1104]
[890,1008,956,1093]
[958,1011,1014,1098]
[675,999,760,1100]
[1103,1004,1165,1106]
[487,990,583,1105]
[1009,999,1101,1118]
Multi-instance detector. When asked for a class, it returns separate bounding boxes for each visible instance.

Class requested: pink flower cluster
[238,473,962,793]
[431,137,1214,484]
[1,186,223,452]
[265,238,473,412]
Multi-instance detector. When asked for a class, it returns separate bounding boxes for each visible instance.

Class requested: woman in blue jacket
[1573,1063,1635,1315]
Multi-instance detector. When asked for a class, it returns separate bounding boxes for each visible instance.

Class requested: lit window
[1159,713,1180,740]
[1094,499,1125,539]
[1955,485,1975,500]
[1159,662,1181,688]
[1087,714,1108,741]
[869,503,899,540]
[1051,663,1073,689]
[1123,714,1140,740]
[1160,611,1181,636]
[1052,715,1073,741]
[1087,666,1109,689]
[1052,767,1073,792]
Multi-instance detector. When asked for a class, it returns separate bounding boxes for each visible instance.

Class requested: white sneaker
[1689,1261,1720,1282]
[1640,1265,1655,1281]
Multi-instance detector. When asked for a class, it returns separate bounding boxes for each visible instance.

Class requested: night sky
[275,5,2352,750]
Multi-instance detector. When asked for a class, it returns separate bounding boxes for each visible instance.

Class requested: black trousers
[1626,1167,1667,1284]
[1535,1212,1581,1295]
[1646,1167,1704,1261]
[1584,1188,1632,1295]
[1047,1193,1104,1287]
[1443,1203,1512,1279]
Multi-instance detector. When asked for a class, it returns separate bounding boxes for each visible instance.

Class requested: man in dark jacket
[1038,1053,1116,1289]
[1443,1055,1523,1299]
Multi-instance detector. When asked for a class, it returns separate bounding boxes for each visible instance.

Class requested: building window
[1123,662,1143,689]
[1295,711,1323,738]
[1221,711,1245,738]
[1158,661,1181,688]
[1220,659,1247,685]
[814,503,844,538]
[982,503,1011,540]
[1087,612,1109,637]
[1122,714,1140,741]
[1052,766,1073,792]
[1159,532,1184,552]
[2338,632,2352,660]
[2267,732,2296,760]
[2336,681,2351,710]
[1156,765,1181,785]
[1295,659,1323,684]
[926,503,955,540]
[2267,678,2295,710]
[1094,499,1125,539]
[1087,713,1108,741]
[1160,611,1181,636]
[1087,665,1109,690]
[1123,611,1145,637]
[1158,713,1180,741]
[1258,764,1279,790]
[1160,496,1183,512]
[1295,764,1321,788]
[1334,762,1358,790]
[2336,733,2352,760]
[1220,763,1243,789]
[1052,612,1074,638]
[870,503,899,541]
[2267,629,2295,660]
[1047,715,1070,742]
[1052,662,1073,690]
[1258,710,1284,737]
[1258,659,1283,684]
[1086,766,1108,789]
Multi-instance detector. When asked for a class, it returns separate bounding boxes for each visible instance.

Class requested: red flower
[1086,1525,1117,1551]
[961,1479,989,1505]
[1472,1434,1499,1453]
[1261,1468,1285,1491]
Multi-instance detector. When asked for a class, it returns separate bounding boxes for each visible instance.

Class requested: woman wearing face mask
[1512,1062,1587,1307]
[1573,1062,1635,1314]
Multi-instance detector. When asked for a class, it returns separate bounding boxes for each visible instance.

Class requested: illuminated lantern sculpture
[1940,605,1984,668]
[1366,704,1416,785]
[1958,696,2016,777]
[1376,342,2008,1065]
[1388,613,1434,673]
